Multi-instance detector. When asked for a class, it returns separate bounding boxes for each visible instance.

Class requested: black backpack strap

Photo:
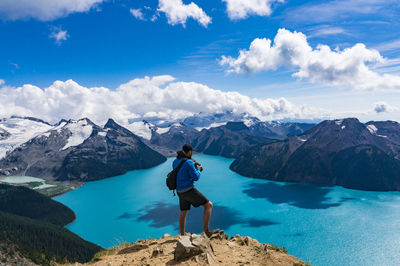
[173,159,187,196]
[175,158,187,171]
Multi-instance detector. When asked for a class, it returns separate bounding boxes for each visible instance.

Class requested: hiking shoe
[204,229,219,238]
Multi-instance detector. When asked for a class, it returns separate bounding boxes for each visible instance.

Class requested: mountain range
[0,114,314,183]
[128,111,316,142]
[141,115,315,157]
[230,118,400,191]
[144,121,276,158]
[4,114,400,191]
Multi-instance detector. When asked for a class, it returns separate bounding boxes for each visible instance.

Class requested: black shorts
[177,188,209,211]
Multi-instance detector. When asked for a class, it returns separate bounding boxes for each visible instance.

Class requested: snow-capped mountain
[0,116,53,159]
[0,118,166,181]
[124,120,155,140]
[126,111,261,133]
[182,111,260,130]
[53,118,96,150]
[56,118,166,181]
[146,122,200,156]
[124,112,316,144]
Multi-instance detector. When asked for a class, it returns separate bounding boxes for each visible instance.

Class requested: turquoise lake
[54,154,400,266]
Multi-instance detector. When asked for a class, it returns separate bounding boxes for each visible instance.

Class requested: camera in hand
[194,162,203,172]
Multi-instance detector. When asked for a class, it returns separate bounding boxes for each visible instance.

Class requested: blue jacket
[172,158,201,192]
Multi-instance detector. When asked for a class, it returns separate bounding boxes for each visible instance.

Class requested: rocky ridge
[84,230,307,266]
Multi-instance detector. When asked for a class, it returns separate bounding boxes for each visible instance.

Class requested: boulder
[174,234,215,261]
[174,235,203,261]
[191,234,210,250]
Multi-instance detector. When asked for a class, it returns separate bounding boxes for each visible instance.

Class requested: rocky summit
[84,230,307,266]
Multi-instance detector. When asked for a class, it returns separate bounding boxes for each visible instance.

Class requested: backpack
[166,159,187,196]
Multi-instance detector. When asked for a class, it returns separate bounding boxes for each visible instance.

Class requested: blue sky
[0,0,399,124]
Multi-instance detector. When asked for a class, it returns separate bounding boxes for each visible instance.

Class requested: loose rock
[174,235,203,261]
[151,246,164,258]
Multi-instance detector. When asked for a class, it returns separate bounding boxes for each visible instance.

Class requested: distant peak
[104,118,121,129]
[79,117,94,123]
[55,117,95,127]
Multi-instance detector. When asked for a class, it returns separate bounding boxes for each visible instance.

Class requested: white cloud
[157,0,211,27]
[220,28,400,91]
[374,102,396,113]
[150,14,158,22]
[0,79,4,86]
[0,75,324,126]
[49,27,69,45]
[372,57,400,75]
[130,8,145,21]
[222,0,284,20]
[374,39,400,53]
[0,0,104,21]
[307,25,347,38]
